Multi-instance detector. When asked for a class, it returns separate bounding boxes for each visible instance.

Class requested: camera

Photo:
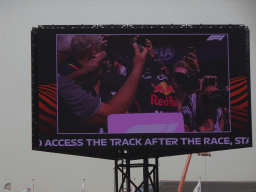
[135,36,147,47]
[173,70,200,92]
[101,60,114,71]
[103,35,138,68]
[202,88,229,108]
[104,35,160,73]
[202,77,217,90]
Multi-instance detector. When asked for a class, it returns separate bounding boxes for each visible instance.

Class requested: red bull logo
[151,82,175,96]
[151,94,177,107]
[151,82,177,107]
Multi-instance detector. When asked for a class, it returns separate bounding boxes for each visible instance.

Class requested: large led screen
[32,25,252,159]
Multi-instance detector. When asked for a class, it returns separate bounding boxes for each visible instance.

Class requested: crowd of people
[57,35,230,133]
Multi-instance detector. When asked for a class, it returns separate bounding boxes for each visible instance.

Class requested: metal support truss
[114,156,159,192]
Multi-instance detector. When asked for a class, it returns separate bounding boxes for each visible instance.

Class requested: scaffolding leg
[156,157,159,192]
[143,158,149,192]
[114,156,159,192]
[115,159,118,192]
[127,157,130,192]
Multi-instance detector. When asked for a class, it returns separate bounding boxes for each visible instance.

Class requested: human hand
[185,125,190,132]
[66,51,106,81]
[183,51,199,72]
[161,65,170,77]
[132,42,148,69]
[145,39,154,58]
[200,76,217,88]
[133,35,139,41]
[101,36,108,47]
[225,85,229,91]
[202,75,217,80]
[83,51,107,73]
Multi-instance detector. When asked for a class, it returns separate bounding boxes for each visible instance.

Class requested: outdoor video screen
[33,25,252,159]
[57,34,230,134]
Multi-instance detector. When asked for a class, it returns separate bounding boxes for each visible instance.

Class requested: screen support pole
[114,153,159,192]
[143,157,149,192]
[115,158,118,192]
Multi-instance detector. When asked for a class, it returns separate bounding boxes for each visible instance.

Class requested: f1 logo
[206,35,225,41]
